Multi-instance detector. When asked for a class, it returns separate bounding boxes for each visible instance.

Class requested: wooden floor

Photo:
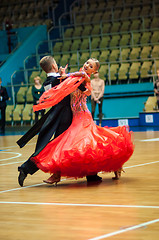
[0,130,159,240]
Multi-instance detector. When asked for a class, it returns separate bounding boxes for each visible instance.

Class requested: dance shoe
[18,167,27,187]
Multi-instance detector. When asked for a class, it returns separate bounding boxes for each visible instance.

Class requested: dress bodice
[71,89,89,114]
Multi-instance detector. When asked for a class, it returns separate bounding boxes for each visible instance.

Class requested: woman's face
[83,59,97,75]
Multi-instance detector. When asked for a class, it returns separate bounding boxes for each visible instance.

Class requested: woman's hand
[59,64,68,75]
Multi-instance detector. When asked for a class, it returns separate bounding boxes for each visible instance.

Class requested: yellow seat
[102,22,111,34]
[151,31,159,43]
[109,64,119,82]
[110,22,121,33]
[6,105,14,123]
[129,47,141,60]
[13,104,24,124]
[130,19,141,31]
[79,52,90,65]
[90,51,100,59]
[119,34,131,46]
[91,25,101,35]
[140,32,151,44]
[16,86,27,103]
[99,50,110,63]
[60,54,70,66]
[22,104,33,122]
[53,42,63,53]
[69,53,79,66]
[72,26,83,37]
[143,97,157,112]
[132,33,141,45]
[140,61,152,80]
[70,39,81,51]
[109,35,120,47]
[118,63,130,80]
[80,38,90,50]
[121,48,130,60]
[61,40,72,52]
[99,65,108,81]
[91,37,100,50]
[64,28,74,38]
[109,49,120,62]
[26,86,33,103]
[140,46,152,59]
[99,36,111,49]
[120,20,131,32]
[150,17,159,28]
[129,62,141,80]
[130,7,141,18]
[151,45,159,58]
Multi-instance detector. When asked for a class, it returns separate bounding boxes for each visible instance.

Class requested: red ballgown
[32,74,134,178]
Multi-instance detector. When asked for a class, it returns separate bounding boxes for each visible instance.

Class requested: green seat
[109,64,119,82]
[54,55,61,65]
[140,32,151,44]
[80,38,90,50]
[70,39,81,51]
[140,46,152,59]
[140,5,152,17]
[129,62,141,80]
[72,26,83,37]
[83,13,93,23]
[109,35,120,48]
[102,22,111,34]
[109,49,120,62]
[113,9,122,19]
[151,31,159,43]
[101,11,112,21]
[99,64,108,81]
[120,20,131,32]
[91,37,100,50]
[69,53,79,65]
[61,40,72,52]
[16,86,27,103]
[79,52,90,65]
[82,25,92,36]
[99,50,110,63]
[64,28,74,38]
[26,86,33,103]
[53,42,63,53]
[130,19,141,31]
[6,105,14,123]
[13,104,24,123]
[90,51,100,59]
[121,48,130,60]
[99,36,110,49]
[118,63,130,81]
[129,47,141,60]
[143,17,152,29]
[92,12,103,22]
[121,7,131,18]
[130,7,141,18]
[22,104,33,122]
[91,24,101,35]
[151,45,159,58]
[132,33,141,45]
[150,17,159,28]
[119,34,131,46]
[110,22,121,33]
[60,54,70,66]
[140,61,152,80]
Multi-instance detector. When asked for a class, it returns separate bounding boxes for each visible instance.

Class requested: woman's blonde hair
[34,76,41,83]
[90,58,100,73]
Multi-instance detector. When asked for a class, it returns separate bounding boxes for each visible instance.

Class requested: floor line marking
[0,143,35,149]
[124,160,159,169]
[0,161,24,166]
[0,183,45,193]
[88,218,159,240]
[0,201,159,209]
[0,152,22,162]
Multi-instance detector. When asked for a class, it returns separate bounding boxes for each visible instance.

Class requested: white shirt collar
[47,72,60,77]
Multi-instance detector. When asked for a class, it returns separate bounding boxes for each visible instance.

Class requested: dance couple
[17,56,134,186]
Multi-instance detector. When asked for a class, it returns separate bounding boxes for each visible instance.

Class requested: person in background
[91,72,105,126]
[32,76,45,123]
[154,69,159,110]
[0,77,9,134]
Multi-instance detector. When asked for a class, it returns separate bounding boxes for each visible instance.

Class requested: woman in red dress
[32,58,134,185]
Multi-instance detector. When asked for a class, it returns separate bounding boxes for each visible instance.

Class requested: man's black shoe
[86,174,102,182]
[18,167,27,187]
